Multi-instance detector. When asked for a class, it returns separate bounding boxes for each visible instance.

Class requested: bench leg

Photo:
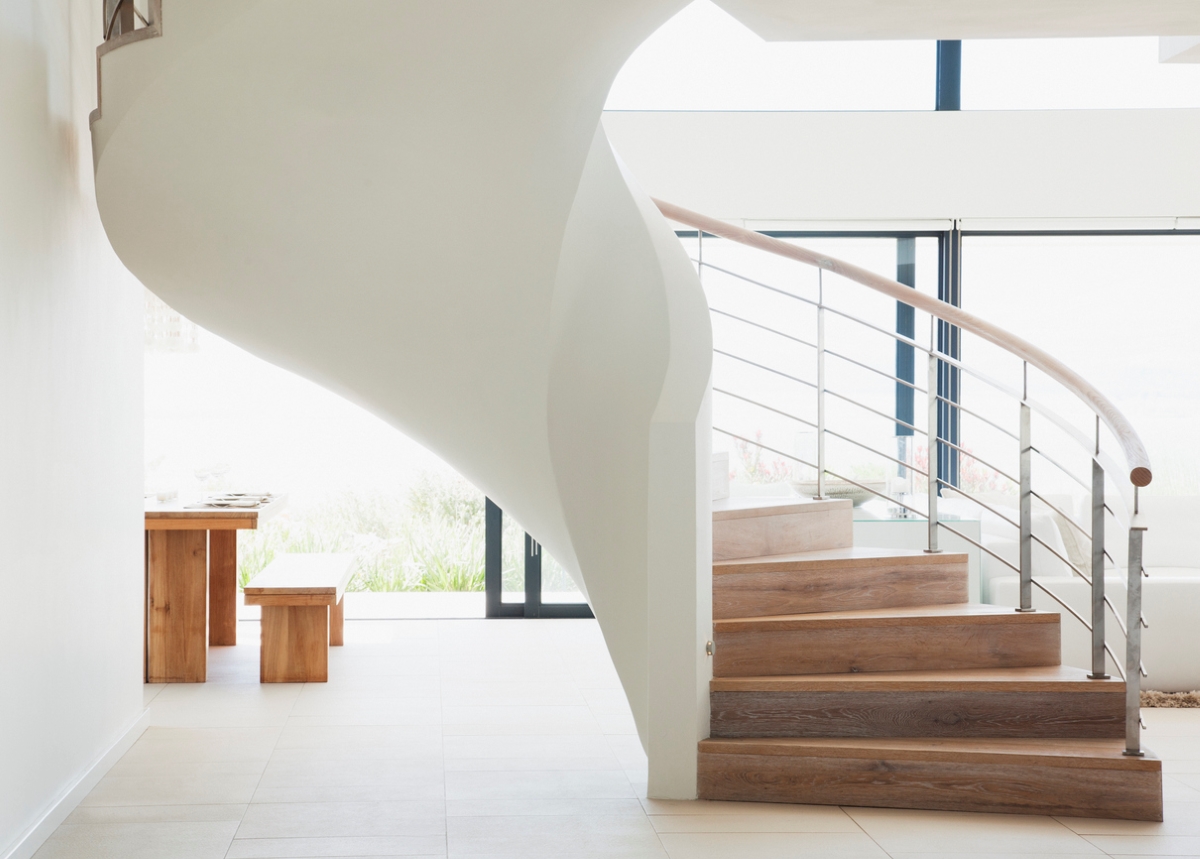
[330,596,344,646]
[208,530,238,646]
[260,605,328,682]
[146,529,208,683]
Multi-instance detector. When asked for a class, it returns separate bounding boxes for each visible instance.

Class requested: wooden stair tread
[715,546,967,572]
[699,737,1159,769]
[715,603,1056,631]
[711,665,1123,693]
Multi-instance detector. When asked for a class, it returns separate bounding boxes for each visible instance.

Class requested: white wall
[603,109,1200,224]
[0,1,145,855]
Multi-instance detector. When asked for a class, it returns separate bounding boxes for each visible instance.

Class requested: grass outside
[237,474,577,594]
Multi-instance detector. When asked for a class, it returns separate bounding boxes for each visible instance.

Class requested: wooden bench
[243,554,356,682]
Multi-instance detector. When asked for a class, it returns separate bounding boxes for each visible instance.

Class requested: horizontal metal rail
[667,199,1152,487]
[688,201,1153,756]
[713,387,816,430]
[711,308,818,350]
[1030,532,1089,583]
[935,394,1020,442]
[697,261,818,308]
[934,480,1020,530]
[936,520,1021,574]
[713,388,929,478]
[1030,490,1092,542]
[826,347,927,393]
[1029,445,1092,493]
[714,349,816,389]
[825,388,924,435]
[713,427,929,520]
[935,437,1019,486]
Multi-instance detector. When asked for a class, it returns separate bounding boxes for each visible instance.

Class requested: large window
[606,0,933,111]
[608,3,1200,113]
[963,38,1200,110]
[145,298,589,619]
[961,233,1200,495]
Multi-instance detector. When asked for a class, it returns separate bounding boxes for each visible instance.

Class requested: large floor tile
[440,681,588,707]
[442,734,619,771]
[1083,835,1200,855]
[236,801,445,839]
[1142,710,1200,738]
[275,724,442,754]
[35,619,1200,858]
[440,705,599,732]
[119,726,281,764]
[81,771,264,806]
[64,804,247,824]
[641,799,844,816]
[1059,802,1200,836]
[658,831,888,858]
[445,799,644,817]
[846,807,1102,855]
[32,821,238,859]
[227,834,446,857]
[649,809,857,833]
[445,770,636,800]
[253,758,444,803]
[447,814,661,855]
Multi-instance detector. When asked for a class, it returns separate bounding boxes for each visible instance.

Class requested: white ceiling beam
[714,0,1200,41]
[1160,35,1200,62]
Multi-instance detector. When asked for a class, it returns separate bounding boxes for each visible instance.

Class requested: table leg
[146,529,208,682]
[330,596,344,646]
[208,530,238,646]
[260,605,329,682]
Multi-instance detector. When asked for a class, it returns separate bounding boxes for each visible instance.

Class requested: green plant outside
[236,474,578,594]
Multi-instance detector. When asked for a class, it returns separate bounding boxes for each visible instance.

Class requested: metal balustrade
[102,0,157,40]
[660,199,1152,756]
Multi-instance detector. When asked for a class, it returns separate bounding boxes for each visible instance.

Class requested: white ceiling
[714,0,1200,41]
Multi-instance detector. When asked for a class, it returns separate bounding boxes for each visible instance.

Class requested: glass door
[484,498,594,618]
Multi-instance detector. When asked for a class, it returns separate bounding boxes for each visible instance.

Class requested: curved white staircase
[91,0,1162,815]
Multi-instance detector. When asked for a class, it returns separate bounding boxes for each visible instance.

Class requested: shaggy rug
[1141,690,1200,708]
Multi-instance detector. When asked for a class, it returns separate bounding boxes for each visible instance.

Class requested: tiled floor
[35,618,1200,858]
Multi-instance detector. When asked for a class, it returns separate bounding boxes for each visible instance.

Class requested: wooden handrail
[655,198,1152,488]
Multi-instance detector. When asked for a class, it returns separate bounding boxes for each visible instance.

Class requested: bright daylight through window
[145,0,1200,621]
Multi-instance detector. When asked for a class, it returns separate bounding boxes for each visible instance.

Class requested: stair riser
[713,620,1060,676]
[697,751,1162,821]
[710,690,1125,739]
[713,505,851,561]
[713,562,967,619]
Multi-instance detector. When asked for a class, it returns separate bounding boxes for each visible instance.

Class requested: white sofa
[937,490,1082,603]
[989,496,1200,692]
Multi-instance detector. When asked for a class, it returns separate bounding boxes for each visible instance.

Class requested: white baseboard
[1,709,150,859]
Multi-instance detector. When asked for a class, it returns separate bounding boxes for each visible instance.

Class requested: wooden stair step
[713,604,1060,677]
[710,666,1124,739]
[714,547,968,619]
[697,736,1162,821]
[713,496,852,560]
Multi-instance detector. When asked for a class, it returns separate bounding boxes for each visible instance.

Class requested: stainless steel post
[926,317,939,553]
[1019,402,1033,612]
[1090,456,1109,678]
[816,270,826,499]
[1125,510,1146,756]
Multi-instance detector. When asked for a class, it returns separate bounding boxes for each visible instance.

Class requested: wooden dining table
[144,495,286,682]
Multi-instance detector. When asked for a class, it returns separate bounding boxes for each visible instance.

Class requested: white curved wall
[91,0,712,796]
